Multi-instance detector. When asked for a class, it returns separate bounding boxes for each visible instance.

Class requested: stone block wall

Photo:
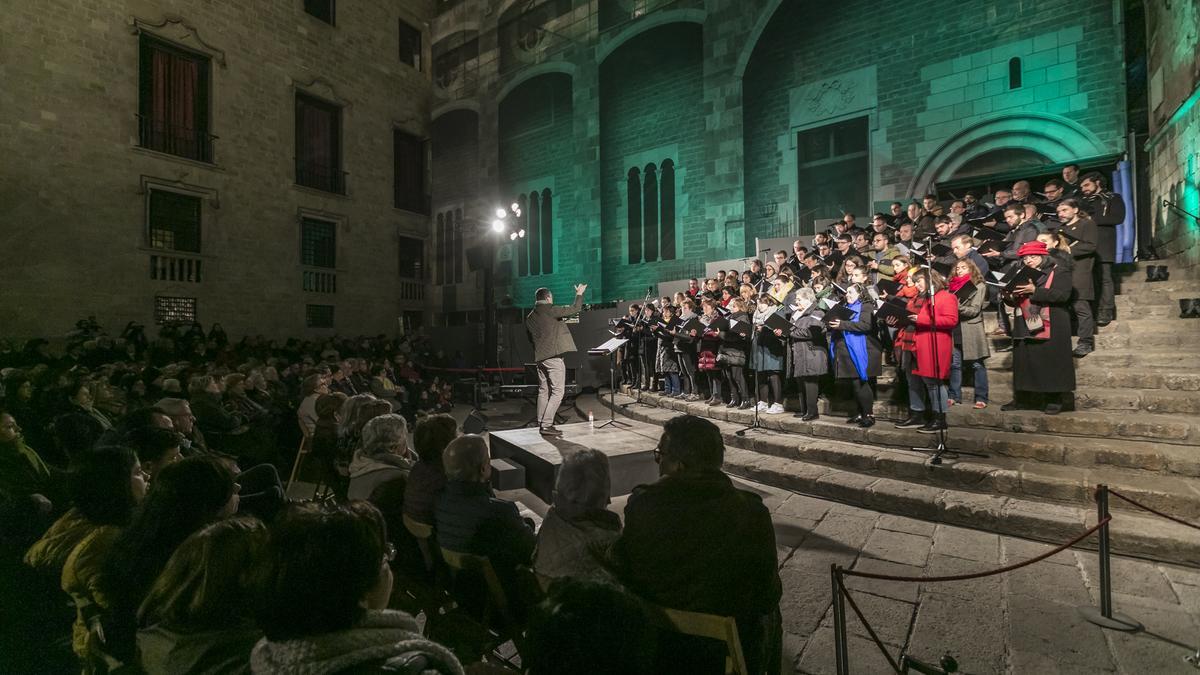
[0,0,434,340]
[1144,0,1200,272]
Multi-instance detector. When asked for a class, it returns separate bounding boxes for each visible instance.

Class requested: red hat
[1017,241,1049,257]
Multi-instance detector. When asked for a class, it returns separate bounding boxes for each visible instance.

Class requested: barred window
[154,296,196,325]
[399,19,422,69]
[301,218,336,268]
[148,189,201,253]
[304,0,335,25]
[306,304,334,327]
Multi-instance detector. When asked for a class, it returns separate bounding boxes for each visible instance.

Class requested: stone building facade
[0,0,435,339]
[428,0,1136,314]
[1144,0,1200,271]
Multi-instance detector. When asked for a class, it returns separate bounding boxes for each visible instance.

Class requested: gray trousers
[536,357,566,428]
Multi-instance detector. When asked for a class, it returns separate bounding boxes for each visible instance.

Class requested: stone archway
[908,113,1110,195]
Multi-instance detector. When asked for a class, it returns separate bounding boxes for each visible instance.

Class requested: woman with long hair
[786,288,827,421]
[97,456,239,663]
[136,518,266,674]
[947,258,990,408]
[718,298,753,409]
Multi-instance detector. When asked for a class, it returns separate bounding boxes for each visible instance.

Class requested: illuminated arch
[596,8,706,65]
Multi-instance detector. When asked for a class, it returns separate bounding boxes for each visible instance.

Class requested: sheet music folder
[589,337,628,356]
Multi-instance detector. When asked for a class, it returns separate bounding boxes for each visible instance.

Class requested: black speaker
[463,410,488,434]
[466,245,489,272]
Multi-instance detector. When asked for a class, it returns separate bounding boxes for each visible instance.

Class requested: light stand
[594,346,630,430]
[621,288,658,409]
[735,323,765,437]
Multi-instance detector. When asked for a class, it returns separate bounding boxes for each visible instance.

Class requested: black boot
[918,413,947,434]
[1146,265,1160,282]
[1072,342,1094,358]
[1157,266,1171,282]
[894,411,927,428]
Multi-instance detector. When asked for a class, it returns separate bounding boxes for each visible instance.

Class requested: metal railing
[295,158,348,195]
[137,115,215,163]
[149,254,202,283]
[302,269,337,293]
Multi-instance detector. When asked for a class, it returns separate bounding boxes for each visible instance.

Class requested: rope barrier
[424,366,525,374]
[1107,488,1200,532]
[835,572,903,674]
[840,516,1110,584]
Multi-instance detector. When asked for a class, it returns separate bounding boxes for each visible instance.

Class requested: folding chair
[650,605,748,675]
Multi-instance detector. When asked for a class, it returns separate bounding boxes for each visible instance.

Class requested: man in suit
[525,284,587,437]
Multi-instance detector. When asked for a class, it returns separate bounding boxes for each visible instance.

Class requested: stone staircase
[605,260,1200,564]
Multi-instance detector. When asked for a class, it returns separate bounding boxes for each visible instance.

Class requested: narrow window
[435,212,446,285]
[306,304,335,328]
[642,163,659,263]
[659,160,676,261]
[138,36,211,162]
[1008,57,1022,89]
[516,194,529,276]
[399,20,422,70]
[541,188,553,274]
[295,94,343,194]
[627,168,642,264]
[393,129,428,213]
[154,296,197,325]
[528,191,541,276]
[453,208,464,283]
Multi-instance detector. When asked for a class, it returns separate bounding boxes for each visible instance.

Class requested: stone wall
[430,0,1131,310]
[1144,0,1200,272]
[0,0,434,339]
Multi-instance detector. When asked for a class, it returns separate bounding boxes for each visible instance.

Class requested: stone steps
[623,388,1200,474]
[604,394,1200,565]
[978,362,1200,391]
[864,379,1200,415]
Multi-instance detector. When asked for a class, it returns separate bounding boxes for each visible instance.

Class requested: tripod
[736,323,765,437]
[622,289,658,410]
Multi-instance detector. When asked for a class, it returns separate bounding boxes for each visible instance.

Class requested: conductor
[525,283,587,437]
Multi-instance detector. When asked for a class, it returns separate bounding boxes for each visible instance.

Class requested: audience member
[136,517,266,675]
[523,580,657,675]
[533,449,621,583]
[347,414,414,500]
[403,413,457,525]
[252,502,463,674]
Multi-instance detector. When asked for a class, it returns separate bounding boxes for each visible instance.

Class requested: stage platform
[488,420,662,503]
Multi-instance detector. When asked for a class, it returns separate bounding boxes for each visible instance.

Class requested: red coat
[911,290,959,379]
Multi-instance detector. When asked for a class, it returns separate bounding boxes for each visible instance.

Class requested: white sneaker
[755,401,769,412]
[767,403,785,414]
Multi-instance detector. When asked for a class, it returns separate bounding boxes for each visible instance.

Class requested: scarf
[1014,268,1056,341]
[829,300,869,380]
[947,274,971,293]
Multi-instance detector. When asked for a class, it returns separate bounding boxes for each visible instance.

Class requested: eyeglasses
[652,445,662,464]
[383,542,396,563]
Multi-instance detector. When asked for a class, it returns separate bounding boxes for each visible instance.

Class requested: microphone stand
[621,288,657,409]
[736,316,766,437]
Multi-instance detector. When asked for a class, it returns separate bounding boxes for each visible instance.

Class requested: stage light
[518,229,526,238]
[511,202,519,212]
[495,208,507,219]
[509,232,518,240]
[491,219,505,232]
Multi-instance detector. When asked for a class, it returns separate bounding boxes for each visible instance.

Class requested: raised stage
[488,420,662,503]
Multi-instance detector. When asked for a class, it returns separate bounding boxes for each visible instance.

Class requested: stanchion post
[832,564,849,675]
[1078,484,1142,631]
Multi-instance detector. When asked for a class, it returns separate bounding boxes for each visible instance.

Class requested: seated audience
[436,435,535,587]
[611,414,781,675]
[524,580,657,675]
[136,517,266,675]
[347,414,414,501]
[96,456,239,664]
[123,426,184,481]
[0,409,59,502]
[533,449,621,583]
[403,413,457,525]
[252,502,462,674]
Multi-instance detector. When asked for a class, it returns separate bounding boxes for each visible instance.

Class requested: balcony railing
[296,158,347,195]
[303,269,337,293]
[150,254,202,283]
[137,115,215,163]
[399,280,424,301]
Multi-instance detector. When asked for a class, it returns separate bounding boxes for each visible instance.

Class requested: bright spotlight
[518,229,526,238]
[495,208,507,219]
[511,202,519,212]
[491,219,505,232]
[509,232,518,240]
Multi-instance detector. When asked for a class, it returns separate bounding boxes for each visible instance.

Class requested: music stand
[589,337,631,429]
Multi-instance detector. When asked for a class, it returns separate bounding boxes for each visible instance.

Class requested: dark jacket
[1081,191,1126,262]
[611,469,781,671]
[435,481,535,574]
[1061,216,1098,300]
[524,293,584,362]
[717,311,751,366]
[1009,259,1076,394]
[402,460,446,525]
[532,504,621,582]
[788,306,828,377]
[830,301,883,380]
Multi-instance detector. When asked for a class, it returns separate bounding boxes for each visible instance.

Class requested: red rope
[1107,489,1200,532]
[423,366,525,373]
[841,517,1110,583]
